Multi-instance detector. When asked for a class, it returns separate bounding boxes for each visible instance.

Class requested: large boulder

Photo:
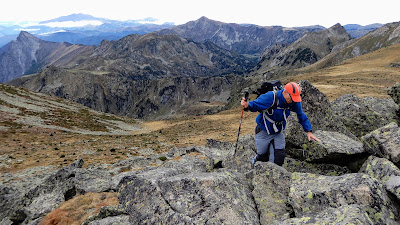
[117,170,259,224]
[288,172,399,224]
[0,166,56,224]
[283,158,351,176]
[362,122,400,165]
[294,130,367,170]
[359,155,400,202]
[18,159,84,224]
[222,134,257,172]
[166,145,231,170]
[331,94,399,137]
[385,176,400,202]
[285,80,354,149]
[271,205,375,225]
[359,155,400,183]
[162,149,214,173]
[74,168,113,193]
[251,162,292,224]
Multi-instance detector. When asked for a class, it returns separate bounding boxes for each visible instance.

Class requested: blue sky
[1,0,399,27]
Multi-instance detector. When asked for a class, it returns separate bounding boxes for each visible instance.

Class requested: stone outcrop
[297,130,367,168]
[285,80,355,148]
[362,122,400,165]
[332,94,399,137]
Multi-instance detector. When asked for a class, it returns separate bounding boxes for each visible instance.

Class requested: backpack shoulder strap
[271,90,279,109]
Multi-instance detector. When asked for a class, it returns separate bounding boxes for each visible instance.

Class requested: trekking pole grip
[244,91,249,111]
[244,91,249,101]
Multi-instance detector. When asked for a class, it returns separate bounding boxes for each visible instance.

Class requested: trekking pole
[234,91,249,158]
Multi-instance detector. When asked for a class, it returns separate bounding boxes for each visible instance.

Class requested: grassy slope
[289,42,400,100]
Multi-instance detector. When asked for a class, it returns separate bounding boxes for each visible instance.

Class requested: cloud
[41,20,103,28]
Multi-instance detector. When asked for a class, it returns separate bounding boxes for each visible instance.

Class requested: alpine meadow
[1,14,400,225]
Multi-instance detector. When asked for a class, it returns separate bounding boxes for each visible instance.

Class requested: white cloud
[40,20,104,28]
[38,30,67,36]
[0,0,399,28]
[14,28,40,32]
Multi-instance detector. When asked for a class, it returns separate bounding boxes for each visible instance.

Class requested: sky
[1,0,400,28]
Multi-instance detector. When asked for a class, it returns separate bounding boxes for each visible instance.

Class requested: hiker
[240,82,320,167]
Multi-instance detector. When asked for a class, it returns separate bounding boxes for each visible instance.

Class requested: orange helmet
[284,82,301,102]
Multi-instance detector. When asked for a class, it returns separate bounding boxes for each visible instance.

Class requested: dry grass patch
[40,192,118,225]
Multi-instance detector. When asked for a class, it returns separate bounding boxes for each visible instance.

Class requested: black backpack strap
[271,90,279,109]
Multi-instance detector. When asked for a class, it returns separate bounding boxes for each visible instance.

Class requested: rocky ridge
[0,31,94,83]
[301,21,400,72]
[76,32,255,79]
[255,23,352,77]
[1,81,400,224]
[157,16,324,55]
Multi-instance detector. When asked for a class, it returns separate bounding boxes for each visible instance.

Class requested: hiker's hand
[241,97,248,108]
[307,132,320,142]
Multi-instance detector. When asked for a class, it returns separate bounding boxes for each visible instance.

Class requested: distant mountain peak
[17,31,40,42]
[40,13,104,24]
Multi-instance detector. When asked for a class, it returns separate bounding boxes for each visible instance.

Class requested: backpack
[254,80,283,111]
[254,80,283,98]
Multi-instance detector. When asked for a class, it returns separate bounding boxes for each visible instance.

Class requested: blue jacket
[248,89,312,134]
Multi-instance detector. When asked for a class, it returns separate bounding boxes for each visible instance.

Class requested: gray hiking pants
[254,126,286,166]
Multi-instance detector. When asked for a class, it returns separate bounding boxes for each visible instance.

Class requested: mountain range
[2,15,399,119]
[0,14,383,49]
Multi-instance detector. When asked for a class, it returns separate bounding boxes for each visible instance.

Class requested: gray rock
[23,192,64,221]
[283,157,351,176]
[0,218,13,225]
[111,156,163,172]
[385,176,400,201]
[388,82,400,105]
[299,130,366,165]
[118,170,259,224]
[289,172,399,224]
[222,134,257,173]
[74,168,113,193]
[195,146,232,169]
[111,170,139,191]
[285,80,355,149]
[271,205,374,225]
[362,122,400,164]
[359,155,400,183]
[161,153,212,173]
[332,94,399,137]
[0,165,58,222]
[87,215,130,225]
[251,162,292,224]
[83,205,127,225]
[359,155,400,202]
[205,138,234,151]
[0,185,23,223]
[14,159,84,224]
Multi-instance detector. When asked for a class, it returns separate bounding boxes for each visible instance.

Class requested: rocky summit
[0,31,94,83]
[1,81,400,224]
